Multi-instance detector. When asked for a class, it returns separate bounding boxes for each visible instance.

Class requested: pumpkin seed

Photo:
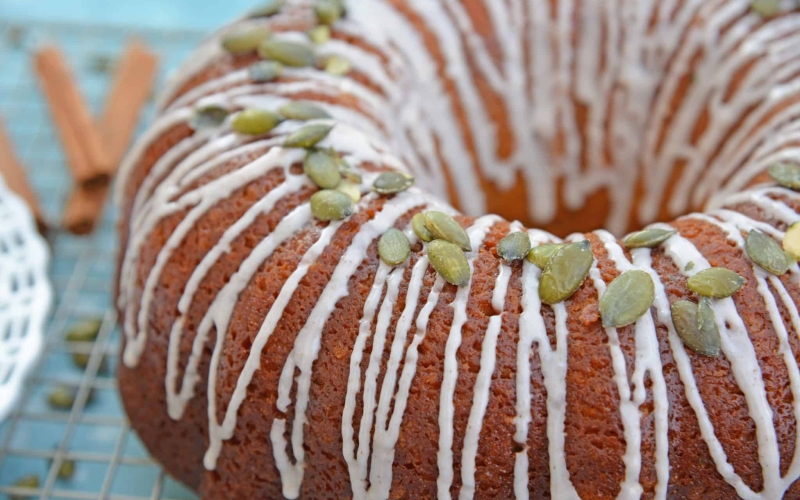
[65,317,102,342]
[231,108,282,135]
[600,270,655,327]
[671,299,720,357]
[221,27,271,55]
[324,55,352,75]
[48,385,76,409]
[784,222,800,260]
[539,240,594,305]
[412,213,434,242]
[685,261,695,272]
[310,189,353,221]
[428,239,471,287]
[283,123,334,148]
[526,243,565,269]
[57,458,76,480]
[769,161,800,190]
[423,211,471,251]
[373,171,414,194]
[750,0,781,17]
[687,267,745,298]
[308,25,331,44]
[249,0,285,17]
[335,179,361,202]
[304,150,341,189]
[339,167,362,184]
[497,232,531,262]
[623,228,676,249]
[11,475,39,499]
[279,101,331,120]
[189,105,229,131]
[258,39,316,67]
[248,60,283,82]
[316,0,344,24]
[747,229,789,275]
[378,228,411,266]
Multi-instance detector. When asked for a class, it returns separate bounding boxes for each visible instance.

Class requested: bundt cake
[116,0,800,498]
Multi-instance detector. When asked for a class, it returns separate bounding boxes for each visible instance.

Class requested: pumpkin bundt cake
[116,0,800,498]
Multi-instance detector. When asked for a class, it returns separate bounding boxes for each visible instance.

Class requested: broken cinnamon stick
[34,45,111,189]
[0,118,46,232]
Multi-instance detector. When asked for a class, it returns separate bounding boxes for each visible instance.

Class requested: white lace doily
[0,175,52,422]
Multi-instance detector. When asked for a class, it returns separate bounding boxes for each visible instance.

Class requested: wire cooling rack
[0,20,205,500]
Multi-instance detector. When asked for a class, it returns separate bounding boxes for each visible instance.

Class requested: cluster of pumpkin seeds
[672,299,721,357]
[402,211,471,285]
[222,0,352,78]
[538,240,594,305]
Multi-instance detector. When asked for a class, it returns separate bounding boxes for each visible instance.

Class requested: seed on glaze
[258,39,317,67]
[526,242,565,269]
[746,230,790,276]
[279,102,331,120]
[539,240,594,305]
[372,171,414,195]
[412,213,434,242]
[497,232,531,262]
[768,161,800,190]
[750,0,782,17]
[221,27,271,55]
[308,25,331,44]
[685,261,695,272]
[283,123,334,148]
[323,55,352,76]
[189,105,228,131]
[247,60,282,82]
[231,108,282,135]
[335,179,361,202]
[65,317,102,343]
[248,0,284,17]
[304,150,341,189]
[687,268,746,298]
[671,299,721,357]
[623,228,676,249]
[316,0,344,25]
[310,189,353,221]
[378,228,411,266]
[423,211,471,251]
[599,270,655,327]
[784,222,800,260]
[428,239,470,287]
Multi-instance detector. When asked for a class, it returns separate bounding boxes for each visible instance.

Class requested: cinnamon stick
[62,40,159,235]
[0,118,46,231]
[34,45,111,189]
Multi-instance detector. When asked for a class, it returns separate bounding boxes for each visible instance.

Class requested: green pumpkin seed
[784,222,800,260]
[304,150,341,189]
[526,243,565,269]
[539,240,594,305]
[249,0,285,17]
[231,108,282,135]
[310,189,353,221]
[308,25,331,44]
[335,179,361,202]
[221,27,271,55]
[373,171,414,194]
[339,167,362,184]
[746,230,789,275]
[412,213,434,242]
[685,261,695,272]
[671,299,720,357]
[428,239,471,287]
[769,161,800,190]
[258,39,317,67]
[750,0,781,17]
[378,228,411,266]
[57,458,76,480]
[48,385,76,409]
[423,211,471,251]
[687,267,745,298]
[279,101,331,120]
[65,317,102,342]
[248,60,283,82]
[497,232,531,262]
[11,475,39,499]
[599,270,655,327]
[623,228,676,249]
[283,123,334,148]
[316,0,344,24]
[324,55,352,75]
[189,105,229,131]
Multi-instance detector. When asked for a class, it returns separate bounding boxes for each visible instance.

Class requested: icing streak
[116,0,800,498]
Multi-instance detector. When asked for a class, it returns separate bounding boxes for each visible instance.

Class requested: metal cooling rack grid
[0,20,204,499]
